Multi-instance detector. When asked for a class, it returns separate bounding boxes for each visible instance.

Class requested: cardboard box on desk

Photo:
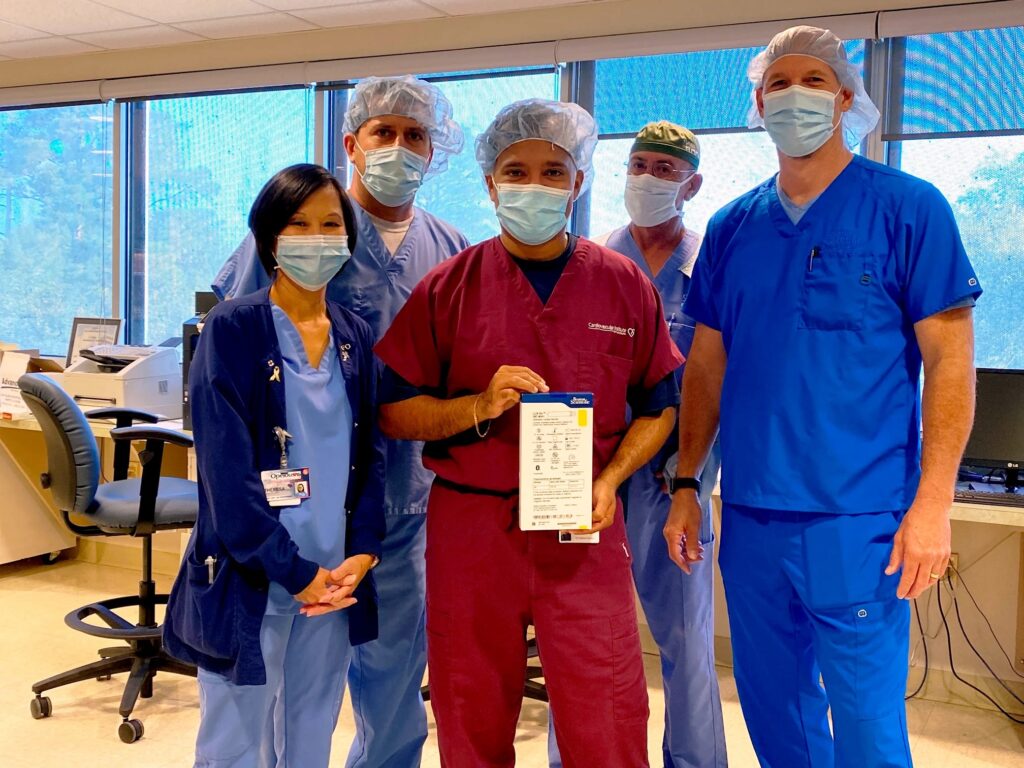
[0,349,51,420]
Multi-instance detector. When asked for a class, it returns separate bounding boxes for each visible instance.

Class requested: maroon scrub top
[376,236,683,494]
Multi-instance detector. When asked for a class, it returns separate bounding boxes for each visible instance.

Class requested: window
[127,88,314,345]
[897,137,1024,369]
[0,102,113,355]
[886,27,1024,368]
[587,42,863,238]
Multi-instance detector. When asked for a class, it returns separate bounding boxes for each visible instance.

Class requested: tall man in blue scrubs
[212,76,469,768]
[664,26,981,768]
[589,122,726,768]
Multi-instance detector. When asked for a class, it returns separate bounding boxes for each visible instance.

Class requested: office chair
[17,373,199,744]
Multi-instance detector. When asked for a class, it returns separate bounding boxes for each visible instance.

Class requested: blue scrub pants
[718,504,912,768]
[345,513,428,768]
[195,611,351,768]
[549,464,727,768]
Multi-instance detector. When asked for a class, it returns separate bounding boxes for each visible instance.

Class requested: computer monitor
[963,368,1024,491]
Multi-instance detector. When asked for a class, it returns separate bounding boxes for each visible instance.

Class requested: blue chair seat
[92,477,199,529]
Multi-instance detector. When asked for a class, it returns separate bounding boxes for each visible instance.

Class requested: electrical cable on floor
[952,564,1024,681]
[948,573,1024,707]
[937,575,1024,725]
[906,599,928,700]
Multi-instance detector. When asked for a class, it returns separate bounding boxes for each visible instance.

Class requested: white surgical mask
[624,173,689,227]
[762,85,841,158]
[355,141,428,207]
[275,235,350,291]
[494,184,572,245]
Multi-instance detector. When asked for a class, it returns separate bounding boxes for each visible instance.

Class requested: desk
[950,499,1024,527]
[0,415,190,566]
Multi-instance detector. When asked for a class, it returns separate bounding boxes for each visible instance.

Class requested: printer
[63,346,182,419]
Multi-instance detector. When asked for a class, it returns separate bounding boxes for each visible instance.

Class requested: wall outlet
[948,552,959,587]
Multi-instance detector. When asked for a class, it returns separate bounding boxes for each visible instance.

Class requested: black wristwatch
[667,476,702,494]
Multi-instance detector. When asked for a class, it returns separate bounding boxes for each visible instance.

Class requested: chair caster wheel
[97,675,112,681]
[119,718,144,743]
[30,696,52,719]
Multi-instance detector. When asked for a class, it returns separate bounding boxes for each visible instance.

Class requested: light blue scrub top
[266,304,352,614]
[603,225,715,480]
[685,155,982,514]
[213,202,469,516]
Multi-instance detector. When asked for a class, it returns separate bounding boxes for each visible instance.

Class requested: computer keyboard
[954,489,1024,507]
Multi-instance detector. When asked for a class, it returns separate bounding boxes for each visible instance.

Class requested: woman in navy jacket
[163,164,386,768]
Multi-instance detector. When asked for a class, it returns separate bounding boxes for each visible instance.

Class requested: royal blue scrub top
[266,303,352,614]
[684,155,982,514]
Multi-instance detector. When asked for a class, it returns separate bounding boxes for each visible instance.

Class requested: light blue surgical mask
[762,85,841,158]
[356,141,428,207]
[275,235,351,291]
[494,184,572,246]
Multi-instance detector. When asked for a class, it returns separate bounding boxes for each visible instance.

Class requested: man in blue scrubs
[212,76,469,768]
[589,122,726,768]
[664,26,981,768]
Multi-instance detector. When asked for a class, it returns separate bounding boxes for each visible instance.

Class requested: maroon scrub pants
[424,481,650,767]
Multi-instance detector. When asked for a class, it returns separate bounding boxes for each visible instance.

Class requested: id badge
[260,468,311,507]
[558,531,599,544]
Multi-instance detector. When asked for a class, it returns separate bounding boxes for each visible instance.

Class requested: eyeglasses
[626,158,695,181]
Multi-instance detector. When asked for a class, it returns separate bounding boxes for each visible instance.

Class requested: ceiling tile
[71,25,207,50]
[422,0,588,14]
[289,1,442,28]
[175,12,318,39]
[256,0,368,10]
[0,0,152,36]
[0,20,49,43]
[0,36,103,58]
[90,0,272,24]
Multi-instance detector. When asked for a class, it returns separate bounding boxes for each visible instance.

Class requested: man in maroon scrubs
[376,98,682,768]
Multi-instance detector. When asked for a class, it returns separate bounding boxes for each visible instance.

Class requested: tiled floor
[1,558,1022,767]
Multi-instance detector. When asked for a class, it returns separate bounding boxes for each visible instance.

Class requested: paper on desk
[0,352,32,420]
[519,392,594,531]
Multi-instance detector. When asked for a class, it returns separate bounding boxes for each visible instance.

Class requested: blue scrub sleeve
[347,323,387,561]
[629,373,679,417]
[902,183,982,323]
[190,309,319,596]
[380,365,424,404]
[681,234,721,331]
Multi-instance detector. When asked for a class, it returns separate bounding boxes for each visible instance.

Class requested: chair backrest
[17,373,100,515]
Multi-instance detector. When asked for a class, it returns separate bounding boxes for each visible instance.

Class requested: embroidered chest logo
[588,322,635,338]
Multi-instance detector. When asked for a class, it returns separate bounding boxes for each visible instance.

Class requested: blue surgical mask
[762,85,841,158]
[356,141,428,207]
[275,235,350,291]
[494,184,572,246]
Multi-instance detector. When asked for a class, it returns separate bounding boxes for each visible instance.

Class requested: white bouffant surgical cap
[746,25,880,148]
[343,75,464,177]
[475,98,599,191]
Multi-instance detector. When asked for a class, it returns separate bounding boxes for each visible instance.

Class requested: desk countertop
[0,415,189,440]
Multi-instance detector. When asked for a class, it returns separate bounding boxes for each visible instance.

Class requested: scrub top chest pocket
[799,245,875,332]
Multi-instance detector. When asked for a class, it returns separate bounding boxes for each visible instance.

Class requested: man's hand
[478,365,549,420]
[664,490,705,575]
[590,476,619,533]
[885,497,951,599]
[299,555,376,617]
